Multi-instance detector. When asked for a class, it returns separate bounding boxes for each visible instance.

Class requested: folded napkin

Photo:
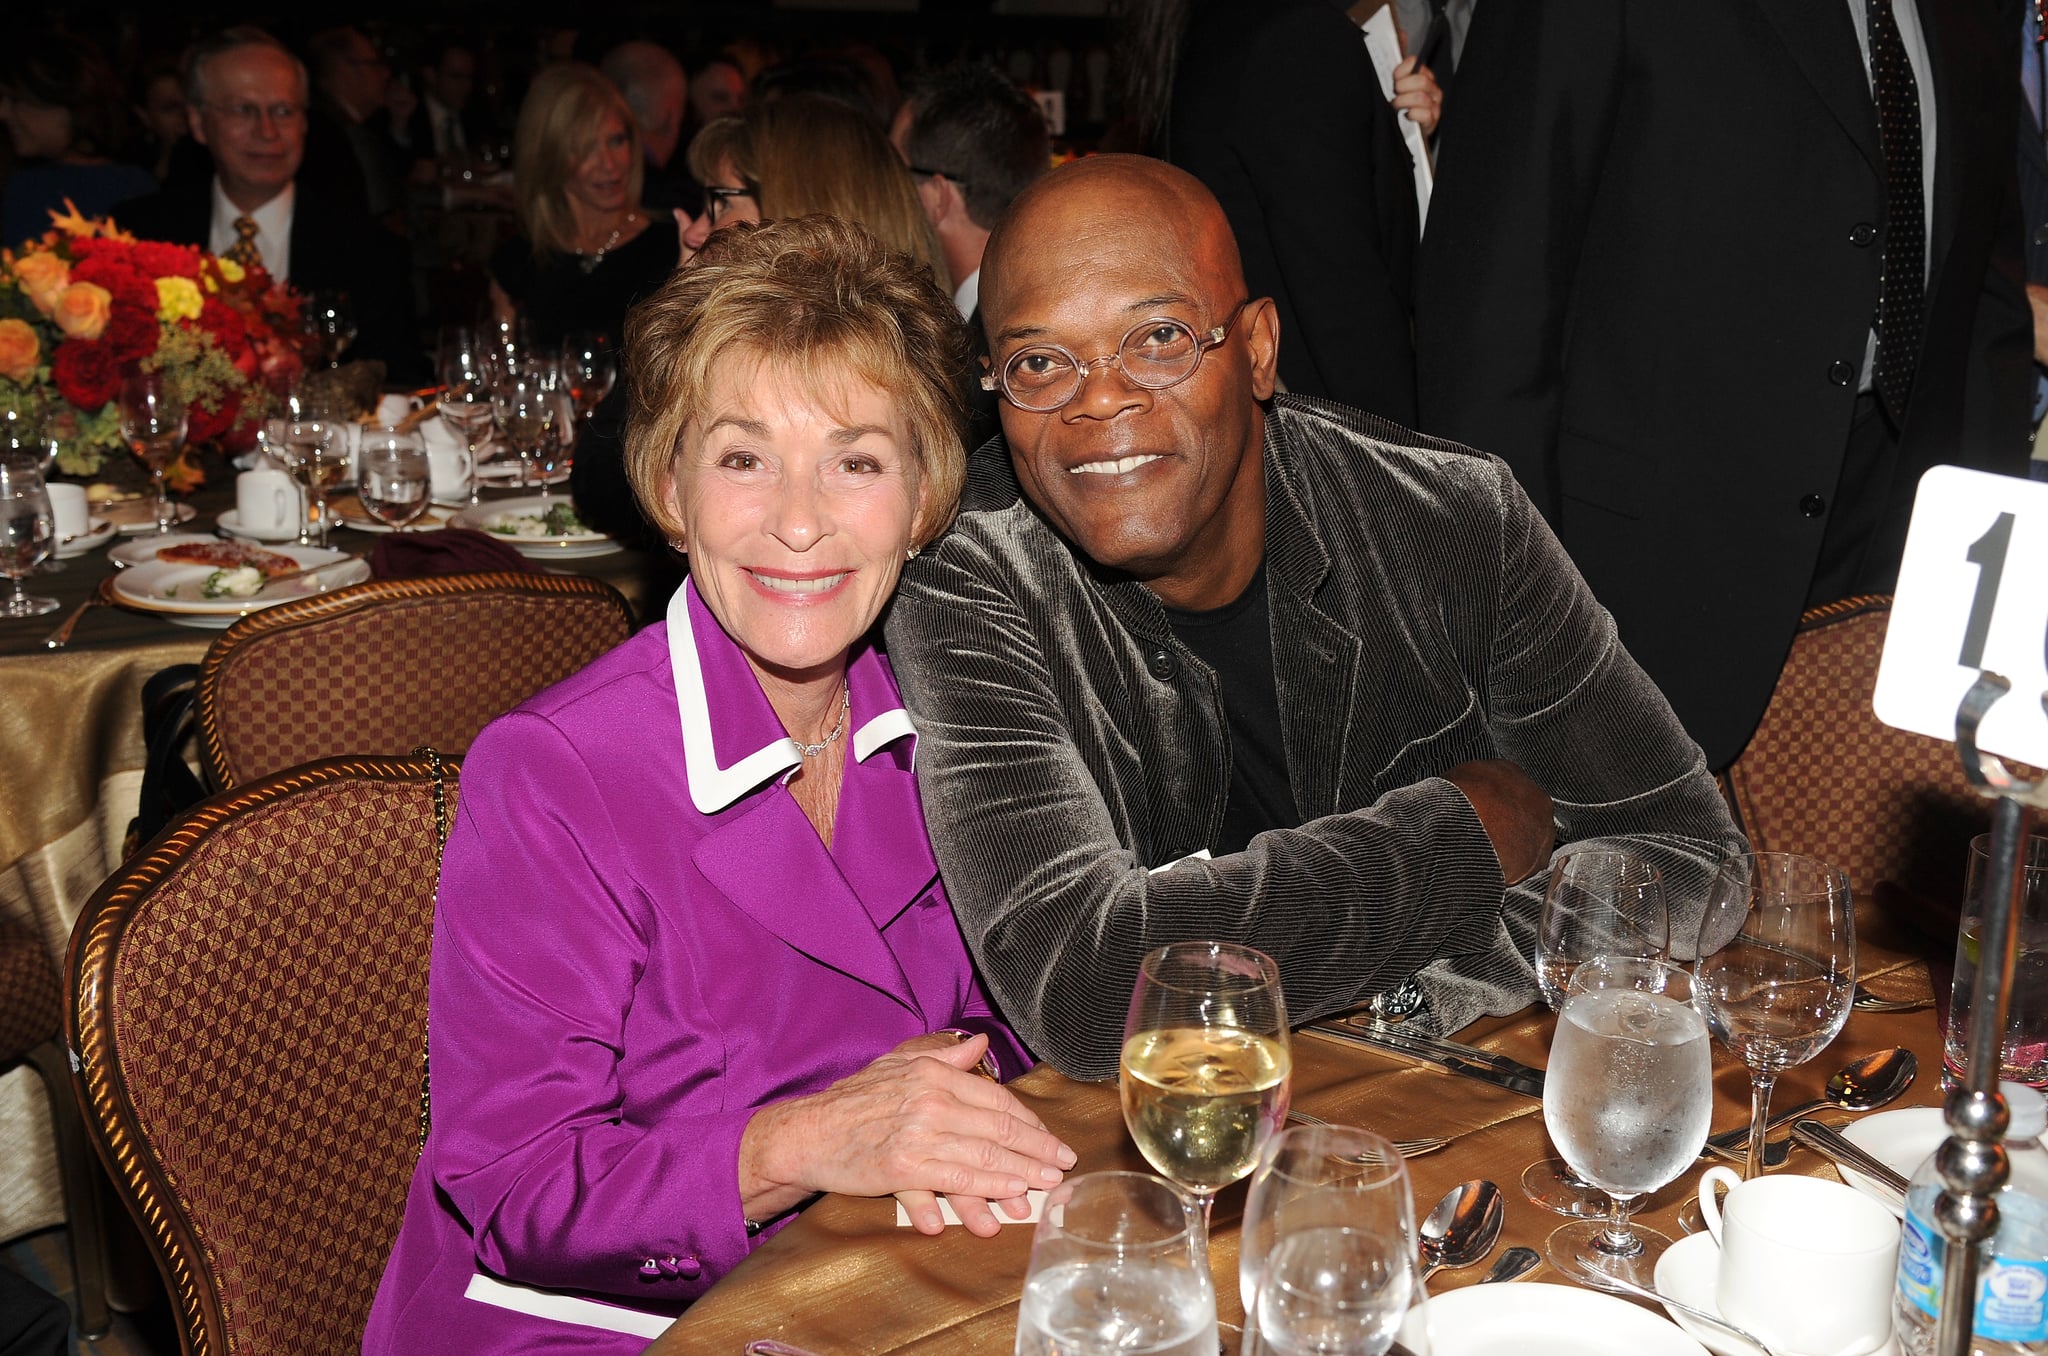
[894,1190,1046,1228]
[369,527,539,578]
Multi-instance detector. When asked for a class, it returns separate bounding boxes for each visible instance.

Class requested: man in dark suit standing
[116,27,420,381]
[1416,0,2031,772]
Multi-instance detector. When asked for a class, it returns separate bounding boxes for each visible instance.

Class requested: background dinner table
[0,479,674,1249]
[650,904,1949,1353]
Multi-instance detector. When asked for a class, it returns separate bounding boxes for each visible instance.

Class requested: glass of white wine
[116,369,188,536]
[1121,940,1290,1231]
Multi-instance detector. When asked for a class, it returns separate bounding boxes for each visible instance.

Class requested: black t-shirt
[1162,565,1302,855]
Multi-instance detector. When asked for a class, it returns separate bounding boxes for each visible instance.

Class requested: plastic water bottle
[1896,1083,2048,1355]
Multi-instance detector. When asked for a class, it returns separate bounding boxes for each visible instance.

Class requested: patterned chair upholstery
[1,923,106,1336]
[195,570,631,789]
[68,754,457,1356]
[1720,596,2017,946]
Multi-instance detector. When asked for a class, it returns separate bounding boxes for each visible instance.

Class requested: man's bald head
[602,41,688,167]
[981,155,1248,335]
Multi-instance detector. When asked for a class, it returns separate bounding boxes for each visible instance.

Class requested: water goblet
[1524,850,1670,1217]
[2,410,66,573]
[1014,1171,1217,1356]
[1121,940,1290,1233]
[1541,954,1713,1290]
[1242,1124,1416,1356]
[1693,850,1854,1180]
[116,370,188,536]
[0,461,59,616]
[357,427,432,530]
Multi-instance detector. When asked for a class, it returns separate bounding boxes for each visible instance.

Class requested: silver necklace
[791,682,851,759]
[576,212,636,273]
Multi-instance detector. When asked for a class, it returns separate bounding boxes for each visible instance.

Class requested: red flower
[70,253,158,317]
[101,307,158,364]
[51,339,120,410]
[187,392,240,444]
[128,240,201,280]
[195,296,248,350]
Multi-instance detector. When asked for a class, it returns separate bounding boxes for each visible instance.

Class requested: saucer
[1396,1282,1707,1355]
[1653,1231,1900,1356]
[217,508,339,543]
[53,517,114,558]
[1839,1107,1949,1217]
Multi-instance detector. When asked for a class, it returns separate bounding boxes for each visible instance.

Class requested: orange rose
[12,250,70,314]
[0,318,38,383]
[52,281,112,341]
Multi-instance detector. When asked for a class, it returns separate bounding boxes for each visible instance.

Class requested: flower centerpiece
[0,201,308,488]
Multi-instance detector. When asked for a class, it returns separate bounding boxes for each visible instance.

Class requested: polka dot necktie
[225,215,262,270]
[1866,0,1924,421]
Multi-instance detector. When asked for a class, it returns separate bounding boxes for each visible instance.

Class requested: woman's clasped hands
[738,1032,1077,1238]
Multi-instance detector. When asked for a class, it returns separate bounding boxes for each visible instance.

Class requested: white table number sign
[1873,465,2048,766]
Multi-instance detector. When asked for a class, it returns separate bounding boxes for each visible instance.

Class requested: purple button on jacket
[362,581,1029,1354]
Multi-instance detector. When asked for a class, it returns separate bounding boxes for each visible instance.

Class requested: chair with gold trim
[194,570,631,789]
[68,753,456,1356]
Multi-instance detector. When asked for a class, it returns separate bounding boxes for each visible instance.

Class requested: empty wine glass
[1121,941,1290,1232]
[116,370,188,535]
[562,331,616,420]
[1524,850,1670,1218]
[357,427,431,530]
[300,290,358,367]
[277,420,347,548]
[1693,850,1855,1180]
[1242,1124,1416,1356]
[0,461,58,616]
[492,374,555,495]
[1542,954,1712,1289]
[1014,1171,1217,1356]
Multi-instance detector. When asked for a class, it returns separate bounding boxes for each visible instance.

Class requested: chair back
[1721,596,2008,927]
[69,754,457,1356]
[195,570,631,788]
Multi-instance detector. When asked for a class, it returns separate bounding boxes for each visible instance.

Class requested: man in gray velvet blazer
[884,156,1744,1081]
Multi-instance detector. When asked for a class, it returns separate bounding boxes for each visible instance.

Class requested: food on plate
[486,501,592,538]
[200,566,265,599]
[155,540,299,575]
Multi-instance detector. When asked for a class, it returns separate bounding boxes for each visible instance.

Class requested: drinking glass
[1542,954,1712,1288]
[1014,1171,1217,1356]
[1945,832,2048,1091]
[1693,850,1854,1180]
[357,427,432,530]
[439,385,495,505]
[2,410,65,574]
[300,290,358,367]
[1524,850,1670,1217]
[492,375,555,494]
[1241,1124,1415,1356]
[0,462,58,616]
[276,420,347,548]
[1121,940,1291,1229]
[562,331,617,419]
[116,370,187,536]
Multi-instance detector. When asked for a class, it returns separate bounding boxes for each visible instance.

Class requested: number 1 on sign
[1961,511,2015,670]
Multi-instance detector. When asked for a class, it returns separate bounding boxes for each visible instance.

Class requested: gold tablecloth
[650,950,1944,1354]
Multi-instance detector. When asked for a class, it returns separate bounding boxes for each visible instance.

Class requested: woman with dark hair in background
[0,33,154,247]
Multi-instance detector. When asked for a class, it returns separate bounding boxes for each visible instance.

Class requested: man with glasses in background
[883,155,1742,1080]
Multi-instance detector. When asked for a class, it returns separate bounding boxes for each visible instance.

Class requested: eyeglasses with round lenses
[983,299,1250,413]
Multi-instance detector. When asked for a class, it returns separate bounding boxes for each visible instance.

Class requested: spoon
[1477,1245,1540,1284]
[1417,1179,1504,1281]
[1702,1046,1915,1166]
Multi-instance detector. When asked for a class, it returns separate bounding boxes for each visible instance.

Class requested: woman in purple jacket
[364,216,1070,1352]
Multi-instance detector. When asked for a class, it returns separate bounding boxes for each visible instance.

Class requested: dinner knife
[1303,1021,1546,1099]
[1791,1118,1910,1195]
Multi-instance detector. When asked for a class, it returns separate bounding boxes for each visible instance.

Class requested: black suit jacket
[115,174,423,383]
[1415,0,2031,770]
[1168,0,1421,424]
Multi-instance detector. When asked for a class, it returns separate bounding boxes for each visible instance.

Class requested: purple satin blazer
[363,581,1029,1354]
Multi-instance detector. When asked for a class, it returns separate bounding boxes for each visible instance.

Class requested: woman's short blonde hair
[685,93,947,285]
[623,215,972,549]
[513,63,644,257]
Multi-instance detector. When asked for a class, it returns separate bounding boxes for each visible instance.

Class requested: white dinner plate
[1395,1281,1707,1356]
[111,546,370,628]
[1839,1107,1948,1216]
[473,460,568,487]
[53,517,115,559]
[217,508,340,543]
[450,495,619,559]
[109,532,220,569]
[1654,1229,1900,1356]
[100,500,198,535]
[330,496,455,535]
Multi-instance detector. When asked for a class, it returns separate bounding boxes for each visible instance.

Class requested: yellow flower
[215,256,245,285]
[0,318,39,383]
[13,250,70,314]
[155,275,204,322]
[53,282,112,340]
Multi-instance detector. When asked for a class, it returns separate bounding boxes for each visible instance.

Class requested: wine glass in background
[1,410,65,573]
[1014,1171,1217,1356]
[1693,851,1855,1180]
[562,331,616,422]
[116,370,188,536]
[300,290,358,367]
[0,462,59,616]
[357,428,432,530]
[1121,940,1291,1232]
[492,373,555,496]
[1241,1124,1416,1356]
[1524,850,1670,1217]
[439,383,496,506]
[277,420,347,548]
[1541,954,1712,1289]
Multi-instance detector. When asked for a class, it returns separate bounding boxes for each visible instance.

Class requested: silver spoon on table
[1417,1179,1505,1282]
[1700,1046,1915,1167]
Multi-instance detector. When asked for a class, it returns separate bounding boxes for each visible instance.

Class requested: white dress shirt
[954,267,981,324]
[207,180,294,283]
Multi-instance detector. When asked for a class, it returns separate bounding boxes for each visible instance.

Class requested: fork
[43,579,111,649]
[1852,984,1933,1014]
[1286,1109,1452,1158]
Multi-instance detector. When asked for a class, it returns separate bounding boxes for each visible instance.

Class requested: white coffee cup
[425,441,475,501]
[377,393,418,426]
[47,482,89,540]
[1698,1164,1899,1355]
[237,468,302,536]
